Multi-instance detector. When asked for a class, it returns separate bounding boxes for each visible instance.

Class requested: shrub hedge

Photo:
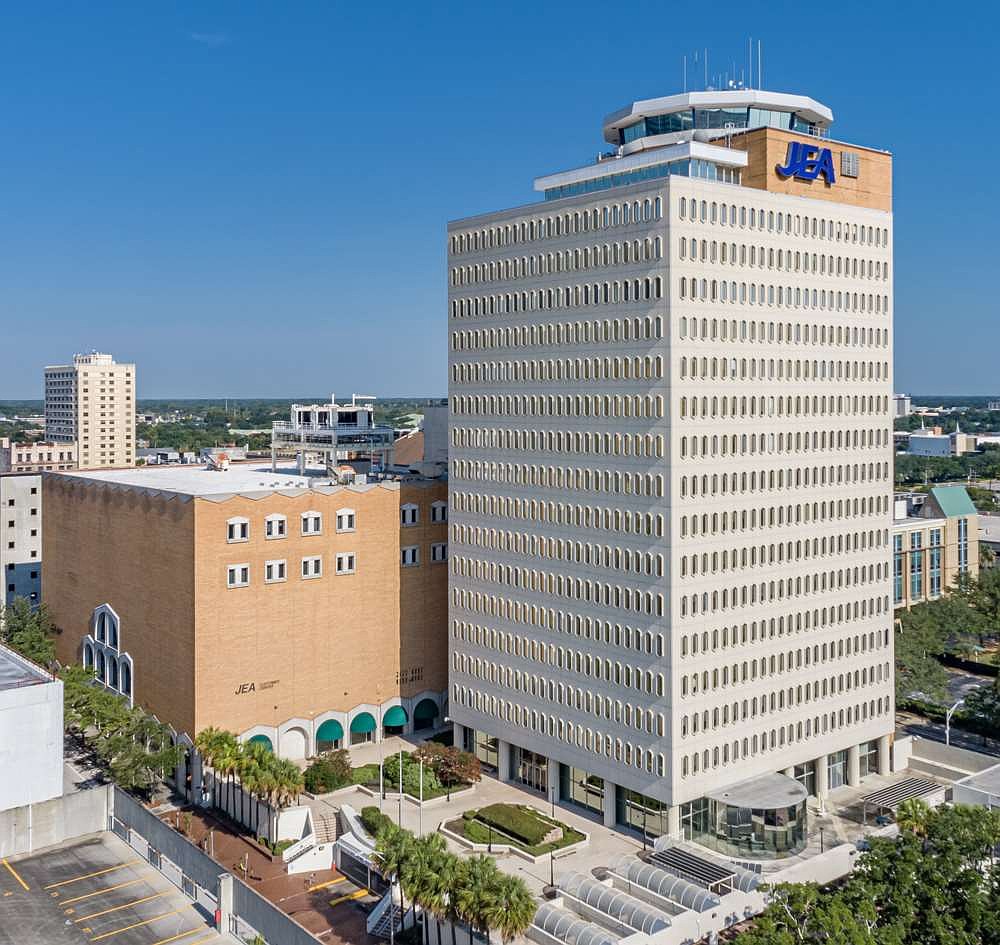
[474,804,550,846]
[361,805,395,838]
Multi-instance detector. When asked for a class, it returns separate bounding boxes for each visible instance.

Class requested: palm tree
[375,824,415,922]
[482,874,536,945]
[436,848,466,945]
[215,737,242,821]
[402,833,447,936]
[456,855,499,945]
[897,797,931,837]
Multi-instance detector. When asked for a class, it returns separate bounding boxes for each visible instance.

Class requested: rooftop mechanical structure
[270,394,395,476]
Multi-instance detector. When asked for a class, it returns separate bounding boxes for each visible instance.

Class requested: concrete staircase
[314,813,339,844]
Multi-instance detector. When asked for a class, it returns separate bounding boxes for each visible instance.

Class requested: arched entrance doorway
[350,712,376,745]
[316,719,344,753]
[413,698,439,731]
[383,705,407,737]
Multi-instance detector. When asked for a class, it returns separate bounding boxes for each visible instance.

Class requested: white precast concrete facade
[447,88,894,848]
[0,643,63,812]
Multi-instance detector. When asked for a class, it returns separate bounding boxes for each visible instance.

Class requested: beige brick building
[44,352,135,468]
[892,487,979,608]
[0,438,77,473]
[44,462,448,761]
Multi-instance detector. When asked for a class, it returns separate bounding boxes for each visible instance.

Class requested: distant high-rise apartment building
[44,352,135,468]
[448,88,894,857]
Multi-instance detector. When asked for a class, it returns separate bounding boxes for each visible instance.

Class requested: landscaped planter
[440,805,589,864]
[357,783,477,808]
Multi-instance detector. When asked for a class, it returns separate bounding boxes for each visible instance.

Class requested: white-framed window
[265,559,287,583]
[336,552,356,575]
[227,517,249,543]
[401,503,419,527]
[401,546,419,567]
[265,514,287,539]
[301,556,322,579]
[431,501,447,523]
[227,564,250,588]
[431,542,448,562]
[301,511,322,535]
[336,508,356,533]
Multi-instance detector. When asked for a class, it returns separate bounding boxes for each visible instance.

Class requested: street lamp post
[946,699,965,746]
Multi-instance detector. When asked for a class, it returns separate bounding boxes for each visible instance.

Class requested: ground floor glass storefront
[617,788,671,838]
[794,762,816,797]
[828,749,849,790]
[681,797,808,859]
[559,765,604,816]
[463,729,499,772]
[511,747,548,793]
[859,740,879,778]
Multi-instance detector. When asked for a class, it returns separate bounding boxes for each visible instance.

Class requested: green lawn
[446,804,585,856]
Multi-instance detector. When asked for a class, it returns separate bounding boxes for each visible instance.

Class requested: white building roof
[0,644,51,692]
[49,463,355,501]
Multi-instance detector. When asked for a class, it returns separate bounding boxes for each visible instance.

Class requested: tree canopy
[735,804,1000,945]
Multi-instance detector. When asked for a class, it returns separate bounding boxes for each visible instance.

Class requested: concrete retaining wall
[0,784,111,858]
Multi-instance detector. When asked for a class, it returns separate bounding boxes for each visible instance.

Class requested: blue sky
[0,1,994,397]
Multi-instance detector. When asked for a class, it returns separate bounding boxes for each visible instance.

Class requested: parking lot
[0,833,224,945]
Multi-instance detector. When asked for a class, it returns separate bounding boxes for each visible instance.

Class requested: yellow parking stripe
[176,935,217,945]
[148,928,209,945]
[75,890,174,922]
[2,858,29,892]
[45,859,141,890]
[329,888,367,907]
[61,877,146,905]
[89,907,186,941]
[309,875,347,892]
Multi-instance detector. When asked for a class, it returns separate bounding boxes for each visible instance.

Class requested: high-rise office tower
[45,351,135,468]
[447,89,894,857]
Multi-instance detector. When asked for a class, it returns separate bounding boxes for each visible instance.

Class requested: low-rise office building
[0,438,77,473]
[892,487,978,608]
[0,643,63,812]
[44,462,449,762]
[1,473,42,607]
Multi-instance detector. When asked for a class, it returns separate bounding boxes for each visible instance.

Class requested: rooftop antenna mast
[704,47,708,89]
[683,54,687,92]
[758,39,763,89]
[748,36,753,89]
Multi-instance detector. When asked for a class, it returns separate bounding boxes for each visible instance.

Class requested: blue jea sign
[775,141,836,184]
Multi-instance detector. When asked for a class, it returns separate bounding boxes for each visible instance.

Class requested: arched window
[119,659,132,697]
[265,514,287,539]
[226,516,249,543]
[83,642,95,669]
[96,650,106,683]
[336,508,356,532]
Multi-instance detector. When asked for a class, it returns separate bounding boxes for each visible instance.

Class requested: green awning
[350,712,376,734]
[317,719,344,743]
[414,698,439,721]
[248,734,273,752]
[383,705,408,727]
